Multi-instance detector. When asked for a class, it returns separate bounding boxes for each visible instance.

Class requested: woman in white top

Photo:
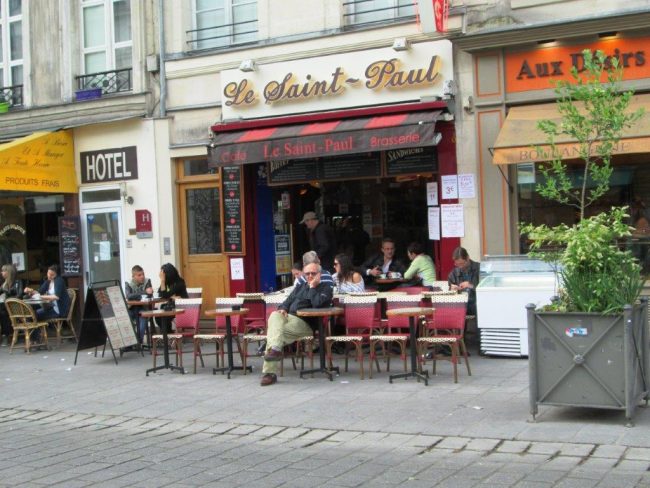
[333,254,365,293]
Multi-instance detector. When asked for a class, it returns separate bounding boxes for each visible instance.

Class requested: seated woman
[403,242,437,288]
[333,253,365,293]
[156,263,189,333]
[0,264,24,346]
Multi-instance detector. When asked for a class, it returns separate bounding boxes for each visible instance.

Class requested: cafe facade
[202,39,464,295]
[453,19,650,256]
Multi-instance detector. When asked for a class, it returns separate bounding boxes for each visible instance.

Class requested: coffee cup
[379,274,387,279]
[141,294,149,302]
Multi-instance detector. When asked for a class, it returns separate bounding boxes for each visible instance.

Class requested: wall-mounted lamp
[120,182,134,205]
[392,37,410,52]
[442,80,456,99]
[537,39,556,46]
[239,59,256,72]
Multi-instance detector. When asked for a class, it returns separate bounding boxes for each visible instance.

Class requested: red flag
[434,0,449,32]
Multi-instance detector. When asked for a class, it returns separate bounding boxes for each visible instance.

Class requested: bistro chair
[49,288,78,347]
[326,295,379,379]
[418,293,471,383]
[6,298,50,354]
[186,287,203,299]
[164,298,202,366]
[236,292,266,329]
[193,297,243,373]
[369,295,422,377]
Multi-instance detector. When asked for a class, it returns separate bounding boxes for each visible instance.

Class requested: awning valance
[0,130,77,193]
[208,111,442,166]
[492,94,650,165]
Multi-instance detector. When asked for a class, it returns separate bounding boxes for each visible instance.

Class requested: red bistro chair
[192,297,243,373]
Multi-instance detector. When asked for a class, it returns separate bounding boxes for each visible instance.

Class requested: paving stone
[436,436,470,450]
[592,445,627,459]
[559,444,595,457]
[624,447,650,461]
[498,441,531,454]
[527,442,563,455]
[465,438,502,452]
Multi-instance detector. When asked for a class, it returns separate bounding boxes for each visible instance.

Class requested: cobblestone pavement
[2,342,650,487]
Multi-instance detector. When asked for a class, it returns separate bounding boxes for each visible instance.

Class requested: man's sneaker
[260,373,277,386]
[263,348,283,362]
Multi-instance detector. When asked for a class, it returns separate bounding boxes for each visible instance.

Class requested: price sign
[441,175,458,200]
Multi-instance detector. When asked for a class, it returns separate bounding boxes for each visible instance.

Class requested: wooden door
[178,181,229,317]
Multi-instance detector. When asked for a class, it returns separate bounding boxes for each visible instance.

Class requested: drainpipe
[158,0,167,117]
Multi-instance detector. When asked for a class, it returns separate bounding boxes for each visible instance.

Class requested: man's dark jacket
[280,280,333,332]
[447,260,481,315]
[359,253,407,286]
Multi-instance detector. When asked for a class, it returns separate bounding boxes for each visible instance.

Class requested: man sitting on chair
[260,262,333,386]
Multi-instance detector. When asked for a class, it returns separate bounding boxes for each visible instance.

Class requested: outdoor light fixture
[239,59,256,72]
[391,37,410,52]
[120,182,134,205]
[598,31,618,39]
[537,39,556,46]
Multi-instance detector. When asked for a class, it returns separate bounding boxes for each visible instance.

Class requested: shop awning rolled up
[209,110,442,166]
[492,94,650,165]
[0,130,77,193]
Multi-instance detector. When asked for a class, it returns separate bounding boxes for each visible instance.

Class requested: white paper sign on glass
[428,207,441,240]
[458,174,476,199]
[426,182,438,206]
[441,175,458,199]
[230,257,245,280]
[441,204,465,237]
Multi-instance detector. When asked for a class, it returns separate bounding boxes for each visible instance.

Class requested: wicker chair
[418,293,471,383]
[6,298,49,353]
[49,288,77,347]
[369,295,423,377]
[193,297,243,373]
[152,298,202,371]
[326,295,378,379]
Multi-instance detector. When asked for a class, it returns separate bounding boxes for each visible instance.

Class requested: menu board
[268,153,381,186]
[222,166,244,254]
[75,282,138,365]
[385,146,438,176]
[58,216,82,277]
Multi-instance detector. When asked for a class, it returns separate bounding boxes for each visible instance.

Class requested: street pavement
[2,340,650,487]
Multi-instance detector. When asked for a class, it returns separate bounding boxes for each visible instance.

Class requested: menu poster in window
[426,181,438,206]
[428,207,441,240]
[75,282,138,365]
[58,216,82,277]
[222,166,244,254]
[441,175,458,200]
[319,153,381,181]
[268,159,319,185]
[458,174,476,199]
[441,204,465,238]
[385,146,438,177]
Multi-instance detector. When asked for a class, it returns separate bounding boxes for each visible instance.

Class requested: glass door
[81,207,124,286]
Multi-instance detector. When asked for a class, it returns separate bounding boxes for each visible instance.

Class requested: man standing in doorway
[300,211,336,272]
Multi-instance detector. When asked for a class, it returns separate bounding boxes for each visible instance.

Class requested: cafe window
[192,0,257,50]
[343,0,416,27]
[81,0,132,74]
[186,187,222,254]
[0,0,23,89]
[183,158,217,177]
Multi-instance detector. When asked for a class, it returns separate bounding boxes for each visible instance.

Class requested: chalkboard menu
[58,216,82,277]
[222,166,244,254]
[75,281,138,365]
[268,153,381,186]
[385,146,438,177]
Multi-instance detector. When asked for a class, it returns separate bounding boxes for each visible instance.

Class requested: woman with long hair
[404,242,437,288]
[333,253,365,293]
[0,263,23,346]
[158,263,189,300]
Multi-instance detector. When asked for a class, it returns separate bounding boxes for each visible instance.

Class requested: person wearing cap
[300,211,337,272]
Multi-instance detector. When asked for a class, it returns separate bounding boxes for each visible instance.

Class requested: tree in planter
[520,49,645,313]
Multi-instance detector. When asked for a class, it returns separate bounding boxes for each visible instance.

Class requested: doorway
[81,207,124,286]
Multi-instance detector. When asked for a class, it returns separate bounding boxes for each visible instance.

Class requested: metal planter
[527,299,649,425]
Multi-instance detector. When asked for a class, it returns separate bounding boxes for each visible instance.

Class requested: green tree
[535,49,644,221]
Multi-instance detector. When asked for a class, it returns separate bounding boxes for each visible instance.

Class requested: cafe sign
[505,36,650,93]
[220,40,453,120]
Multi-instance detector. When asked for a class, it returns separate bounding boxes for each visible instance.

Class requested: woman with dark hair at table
[333,253,365,293]
[0,264,23,346]
[156,263,188,333]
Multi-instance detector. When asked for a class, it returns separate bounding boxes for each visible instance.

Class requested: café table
[385,307,434,386]
[375,278,409,285]
[205,307,251,379]
[297,307,344,381]
[127,297,168,349]
[141,308,185,376]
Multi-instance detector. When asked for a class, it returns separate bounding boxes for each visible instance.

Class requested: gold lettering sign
[223,56,444,108]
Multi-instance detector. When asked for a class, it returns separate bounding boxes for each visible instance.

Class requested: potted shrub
[519,50,647,425]
[75,85,102,101]
[0,94,9,113]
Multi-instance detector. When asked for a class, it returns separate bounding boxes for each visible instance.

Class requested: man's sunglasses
[304,272,320,277]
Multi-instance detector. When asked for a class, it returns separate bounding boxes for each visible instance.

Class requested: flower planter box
[75,88,102,101]
[527,299,649,426]
[0,101,9,113]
